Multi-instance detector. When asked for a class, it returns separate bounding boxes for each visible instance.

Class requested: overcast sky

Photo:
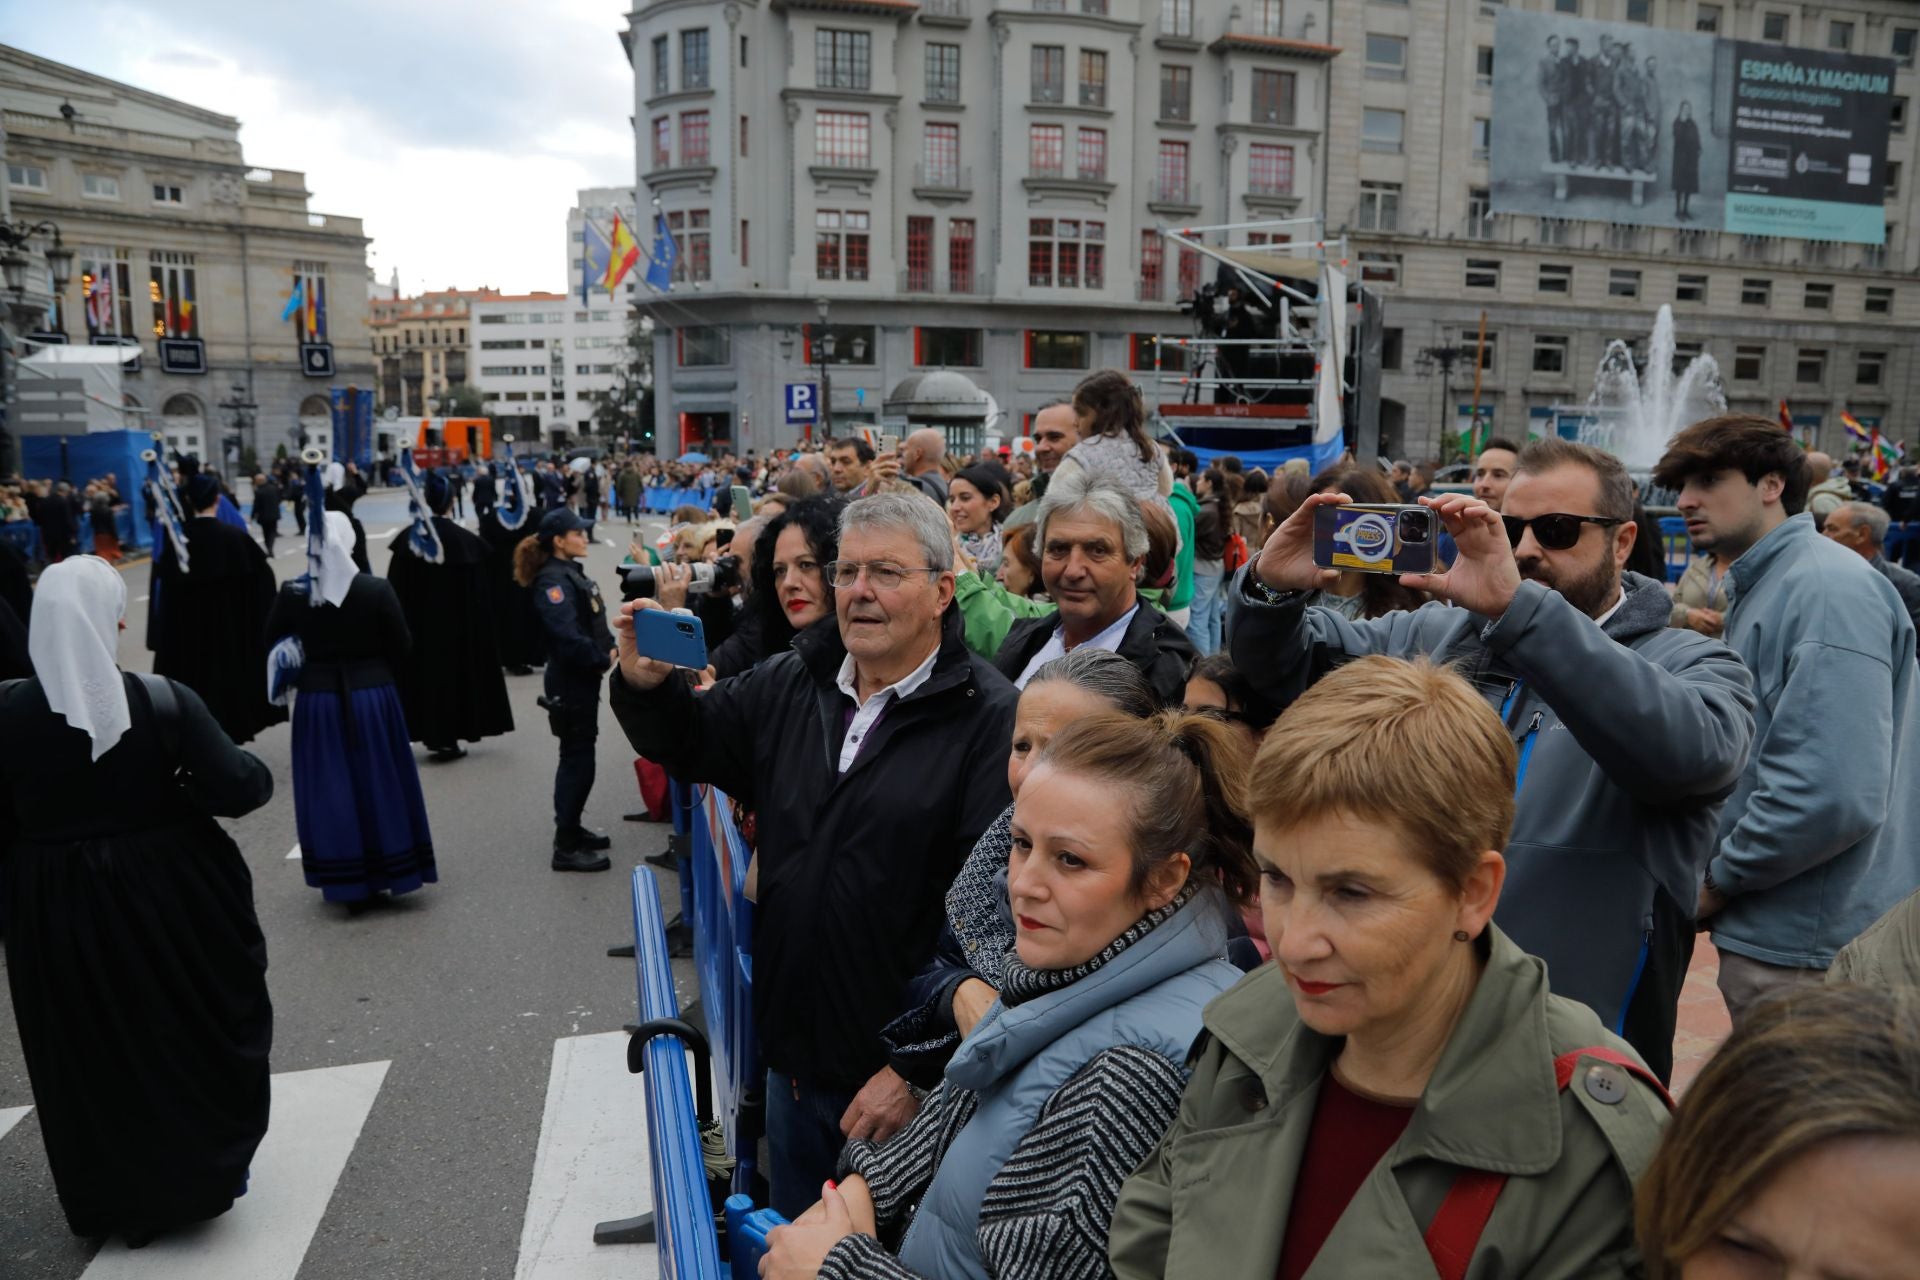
[17,0,634,296]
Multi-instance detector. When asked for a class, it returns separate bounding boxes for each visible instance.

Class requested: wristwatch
[1245,575,1297,607]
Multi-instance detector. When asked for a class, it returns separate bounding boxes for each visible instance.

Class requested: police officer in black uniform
[527,507,616,871]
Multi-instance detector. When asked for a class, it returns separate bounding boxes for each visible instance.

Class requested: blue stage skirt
[291,683,437,903]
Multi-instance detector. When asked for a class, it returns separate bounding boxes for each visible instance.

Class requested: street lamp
[1415,341,1479,461]
[218,381,258,468]
[814,296,832,440]
[0,219,74,474]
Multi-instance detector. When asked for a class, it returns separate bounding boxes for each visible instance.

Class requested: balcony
[1148,177,1201,213]
[1032,83,1065,106]
[918,0,970,21]
[912,163,974,201]
[1024,159,1115,196]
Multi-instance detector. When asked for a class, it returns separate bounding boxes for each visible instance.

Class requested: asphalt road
[0,493,699,1279]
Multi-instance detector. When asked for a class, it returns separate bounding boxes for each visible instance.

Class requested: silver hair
[1028,647,1157,719]
[1036,469,1150,561]
[839,490,954,571]
[1838,500,1891,546]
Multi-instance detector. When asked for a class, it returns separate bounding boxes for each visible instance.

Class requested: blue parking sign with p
[786,383,819,424]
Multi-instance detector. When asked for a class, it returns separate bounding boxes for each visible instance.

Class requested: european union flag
[581,218,614,306]
[645,211,677,290]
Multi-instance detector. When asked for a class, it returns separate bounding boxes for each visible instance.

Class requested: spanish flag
[604,213,641,293]
[1777,399,1793,433]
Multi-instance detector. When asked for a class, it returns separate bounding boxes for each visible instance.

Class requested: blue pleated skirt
[291,683,437,903]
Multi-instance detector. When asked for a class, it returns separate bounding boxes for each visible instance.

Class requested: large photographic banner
[1491,10,1890,245]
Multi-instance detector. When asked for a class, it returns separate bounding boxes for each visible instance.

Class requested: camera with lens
[620,554,744,602]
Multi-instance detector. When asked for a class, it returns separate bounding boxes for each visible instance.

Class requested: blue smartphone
[633,608,709,669]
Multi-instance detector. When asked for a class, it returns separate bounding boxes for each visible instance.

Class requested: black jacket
[532,556,614,702]
[993,598,1196,707]
[472,471,498,510]
[610,612,1017,1088]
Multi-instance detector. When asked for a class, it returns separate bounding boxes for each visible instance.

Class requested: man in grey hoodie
[1655,416,1919,1023]
[1229,438,1755,1080]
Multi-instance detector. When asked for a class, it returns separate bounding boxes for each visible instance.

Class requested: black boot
[551,835,612,873]
[573,827,612,851]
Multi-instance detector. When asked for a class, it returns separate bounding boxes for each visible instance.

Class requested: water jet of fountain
[1577,304,1727,471]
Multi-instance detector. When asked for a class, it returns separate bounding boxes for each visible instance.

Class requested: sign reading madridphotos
[1491,9,1892,245]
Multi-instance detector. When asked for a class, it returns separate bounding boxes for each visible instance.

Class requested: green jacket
[1830,886,1920,989]
[953,571,1171,661]
[1109,926,1666,1279]
[1166,484,1198,612]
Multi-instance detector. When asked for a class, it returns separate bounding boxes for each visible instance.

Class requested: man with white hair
[1824,500,1920,633]
[611,491,1016,1218]
[992,470,1195,704]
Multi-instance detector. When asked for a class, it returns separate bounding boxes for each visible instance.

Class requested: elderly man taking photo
[1229,439,1755,1081]
[1822,500,1920,633]
[610,492,1016,1219]
[993,470,1195,704]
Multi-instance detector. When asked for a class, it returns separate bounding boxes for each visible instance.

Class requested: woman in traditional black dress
[270,511,436,907]
[0,555,273,1246]
[1672,99,1702,221]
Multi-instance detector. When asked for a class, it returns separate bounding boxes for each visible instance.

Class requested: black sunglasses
[1501,512,1624,551]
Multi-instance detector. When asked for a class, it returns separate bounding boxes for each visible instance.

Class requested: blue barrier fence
[1657,516,1690,584]
[643,487,720,515]
[688,785,761,1198]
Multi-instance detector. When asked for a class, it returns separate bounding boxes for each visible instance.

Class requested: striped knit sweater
[818,1044,1188,1280]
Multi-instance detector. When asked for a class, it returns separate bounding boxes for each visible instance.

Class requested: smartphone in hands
[1311,503,1437,576]
[632,608,709,669]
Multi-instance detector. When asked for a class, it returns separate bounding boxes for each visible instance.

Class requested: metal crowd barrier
[688,784,763,1197]
[643,486,721,515]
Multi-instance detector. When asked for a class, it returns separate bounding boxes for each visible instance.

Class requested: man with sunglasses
[609,491,1017,1218]
[1228,438,1755,1082]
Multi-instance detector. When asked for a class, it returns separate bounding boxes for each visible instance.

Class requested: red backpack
[1223,530,1251,574]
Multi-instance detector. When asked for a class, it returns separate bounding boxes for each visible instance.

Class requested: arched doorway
[298,395,332,457]
[161,393,206,462]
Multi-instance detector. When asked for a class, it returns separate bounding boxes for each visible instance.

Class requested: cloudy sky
[16,0,635,295]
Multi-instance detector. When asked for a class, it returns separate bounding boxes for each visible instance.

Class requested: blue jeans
[1185,561,1225,656]
[765,1070,857,1220]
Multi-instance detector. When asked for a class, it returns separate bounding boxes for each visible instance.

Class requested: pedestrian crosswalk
[0,1035,664,1279]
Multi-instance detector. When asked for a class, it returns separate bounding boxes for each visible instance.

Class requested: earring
[1453,930,1471,943]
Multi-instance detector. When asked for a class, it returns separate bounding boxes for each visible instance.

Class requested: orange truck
[406,418,493,469]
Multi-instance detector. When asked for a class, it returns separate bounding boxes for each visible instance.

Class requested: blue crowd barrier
[1,521,39,561]
[723,1196,787,1280]
[688,785,762,1198]
[1657,516,1691,584]
[643,486,721,515]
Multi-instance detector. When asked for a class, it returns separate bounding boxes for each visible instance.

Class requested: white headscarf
[28,556,131,761]
[324,461,346,492]
[317,510,357,607]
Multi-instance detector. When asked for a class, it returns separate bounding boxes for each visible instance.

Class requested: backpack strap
[1422,1047,1673,1280]
[133,671,184,763]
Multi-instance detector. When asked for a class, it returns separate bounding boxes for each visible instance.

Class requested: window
[481,365,530,377]
[741,116,749,157]
[1366,34,1406,80]
[1080,50,1108,107]
[1460,330,1498,373]
[1252,69,1296,125]
[1028,218,1105,288]
[1892,97,1907,134]
[1178,243,1202,297]
[1248,144,1293,195]
[1697,4,1721,33]
[7,163,47,190]
[1381,327,1404,372]
[1866,285,1895,315]
[815,112,872,167]
[1358,181,1400,231]
[1537,263,1572,294]
[1533,335,1570,375]
[1160,0,1194,39]
[1077,128,1108,181]
[149,250,199,339]
[678,326,730,366]
[741,218,750,267]
[81,173,120,200]
[1763,12,1788,41]
[1857,350,1887,386]
[652,36,669,93]
[1363,108,1404,154]
[1032,45,1065,103]
[1358,251,1402,287]
[1160,65,1192,120]
[1130,333,1188,372]
[1027,330,1090,370]
[741,34,749,67]
[1608,269,1641,299]
[1554,0,1579,11]
[681,111,711,165]
[1030,124,1066,177]
[1828,21,1853,51]
[1475,46,1495,88]
[906,216,934,290]
[1155,141,1190,202]
[925,123,961,185]
[652,117,671,168]
[1676,274,1709,304]
[1473,118,1492,161]
[916,327,983,367]
[481,339,528,350]
[1795,349,1826,384]
[815,210,869,281]
[1139,230,1164,301]
[1626,0,1650,21]
[1537,215,1572,247]
[1896,28,1917,68]
[927,44,960,103]
[1466,259,1501,289]
[1733,345,1764,382]
[1252,0,1283,36]
[1467,187,1493,239]
[79,248,134,336]
[681,30,710,89]
[816,29,871,90]
[665,210,712,283]
[950,219,976,292]
[152,183,184,205]
[1741,278,1771,306]
[1805,282,1833,310]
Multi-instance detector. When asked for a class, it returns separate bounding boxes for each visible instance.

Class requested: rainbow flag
[604,214,641,292]
[1841,411,1873,446]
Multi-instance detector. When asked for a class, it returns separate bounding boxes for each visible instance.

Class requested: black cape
[150,517,287,743]
[478,512,546,669]
[0,595,29,680]
[0,535,30,625]
[386,517,515,745]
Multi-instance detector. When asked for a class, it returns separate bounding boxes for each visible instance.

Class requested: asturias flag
[581,218,614,305]
[604,213,642,293]
[281,277,305,323]
[644,210,677,290]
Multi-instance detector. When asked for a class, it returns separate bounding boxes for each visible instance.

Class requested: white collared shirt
[1591,586,1626,630]
[1014,604,1141,689]
[834,640,941,772]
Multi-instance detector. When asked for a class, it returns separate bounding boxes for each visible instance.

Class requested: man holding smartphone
[1229,440,1755,1082]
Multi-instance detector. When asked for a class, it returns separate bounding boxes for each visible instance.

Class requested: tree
[590,314,657,449]
[436,384,487,418]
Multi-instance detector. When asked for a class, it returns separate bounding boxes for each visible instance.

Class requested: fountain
[1576,304,1727,472]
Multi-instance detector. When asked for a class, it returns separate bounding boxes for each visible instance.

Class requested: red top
[1275,1069,1416,1280]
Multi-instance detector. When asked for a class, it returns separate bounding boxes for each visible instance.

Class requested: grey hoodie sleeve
[1225,567,1443,708]
[1482,581,1755,805]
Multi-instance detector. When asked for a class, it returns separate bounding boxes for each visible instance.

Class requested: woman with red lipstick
[1110,656,1671,1280]
[762,708,1257,1280]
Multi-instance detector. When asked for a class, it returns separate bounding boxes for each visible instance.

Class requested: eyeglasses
[826,560,941,590]
[1501,512,1623,551]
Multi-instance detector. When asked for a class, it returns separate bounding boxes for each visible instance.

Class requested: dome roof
[884,369,991,420]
